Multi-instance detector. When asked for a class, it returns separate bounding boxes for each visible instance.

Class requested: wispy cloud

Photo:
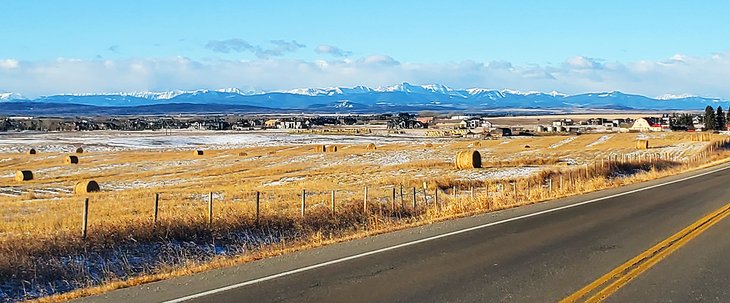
[315,44,352,57]
[3,52,730,99]
[204,39,305,58]
[0,59,19,69]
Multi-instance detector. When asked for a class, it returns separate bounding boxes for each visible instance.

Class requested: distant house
[630,118,663,132]
[490,128,512,137]
[279,121,303,129]
[450,115,473,121]
[416,116,435,125]
[459,117,493,129]
[264,119,279,129]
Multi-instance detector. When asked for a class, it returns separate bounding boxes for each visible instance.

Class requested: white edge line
[162,164,730,303]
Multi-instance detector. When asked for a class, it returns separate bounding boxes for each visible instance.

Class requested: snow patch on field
[264,176,305,186]
[455,167,542,181]
[0,131,447,153]
[586,135,613,147]
[549,136,577,149]
[105,179,187,191]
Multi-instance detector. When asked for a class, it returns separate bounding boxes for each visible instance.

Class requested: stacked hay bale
[75,147,84,154]
[194,150,204,156]
[74,180,100,195]
[326,145,338,152]
[314,145,327,152]
[15,170,33,181]
[65,155,79,164]
[635,140,649,150]
[366,143,377,150]
[455,150,482,169]
[27,148,37,155]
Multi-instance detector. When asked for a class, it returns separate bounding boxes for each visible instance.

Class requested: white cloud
[564,56,603,69]
[315,44,353,57]
[204,39,305,58]
[360,55,400,66]
[0,59,19,69]
[2,52,730,99]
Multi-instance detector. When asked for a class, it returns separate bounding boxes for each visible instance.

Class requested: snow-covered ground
[0,131,442,153]
[455,167,542,181]
[586,135,613,147]
[549,136,577,149]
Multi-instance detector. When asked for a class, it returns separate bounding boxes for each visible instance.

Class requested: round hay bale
[27,148,37,155]
[313,145,326,152]
[635,140,649,150]
[74,180,100,195]
[268,150,276,155]
[455,150,482,169]
[473,141,481,147]
[366,143,377,150]
[194,150,204,156]
[424,143,434,148]
[326,145,338,152]
[524,145,531,149]
[15,170,33,181]
[75,147,84,154]
[65,155,79,164]
[238,152,248,156]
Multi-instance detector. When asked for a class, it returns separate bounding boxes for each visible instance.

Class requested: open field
[0,130,726,302]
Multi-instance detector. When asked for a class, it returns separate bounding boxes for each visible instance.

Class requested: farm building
[490,128,512,137]
[630,118,663,132]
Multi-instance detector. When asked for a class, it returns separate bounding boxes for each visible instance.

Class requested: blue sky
[2,0,730,98]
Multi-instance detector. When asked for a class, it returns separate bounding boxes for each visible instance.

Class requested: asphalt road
[75,163,730,303]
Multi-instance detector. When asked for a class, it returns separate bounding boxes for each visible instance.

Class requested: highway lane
[606,207,730,302]
[75,163,730,303]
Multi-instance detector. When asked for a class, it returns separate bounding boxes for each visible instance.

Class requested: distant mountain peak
[0,92,24,100]
[656,93,697,100]
[1,84,728,113]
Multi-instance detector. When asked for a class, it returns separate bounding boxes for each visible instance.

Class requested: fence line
[77,138,730,239]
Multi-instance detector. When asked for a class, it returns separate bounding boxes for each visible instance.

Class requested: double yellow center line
[560,202,730,303]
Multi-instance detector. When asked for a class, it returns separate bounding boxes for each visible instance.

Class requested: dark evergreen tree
[717,106,727,131]
[672,113,694,130]
[704,105,717,131]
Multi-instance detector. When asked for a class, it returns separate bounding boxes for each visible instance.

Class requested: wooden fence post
[512,182,517,200]
[81,197,89,240]
[363,186,368,213]
[331,190,336,215]
[400,185,404,209]
[391,186,396,211]
[412,187,417,210]
[153,193,159,226]
[255,191,260,224]
[470,186,475,199]
[208,192,213,226]
[301,189,306,217]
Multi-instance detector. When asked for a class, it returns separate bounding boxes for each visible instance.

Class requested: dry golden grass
[0,131,726,302]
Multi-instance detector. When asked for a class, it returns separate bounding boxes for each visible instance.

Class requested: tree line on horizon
[668,106,727,131]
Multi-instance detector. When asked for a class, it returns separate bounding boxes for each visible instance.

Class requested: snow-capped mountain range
[1,83,728,113]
